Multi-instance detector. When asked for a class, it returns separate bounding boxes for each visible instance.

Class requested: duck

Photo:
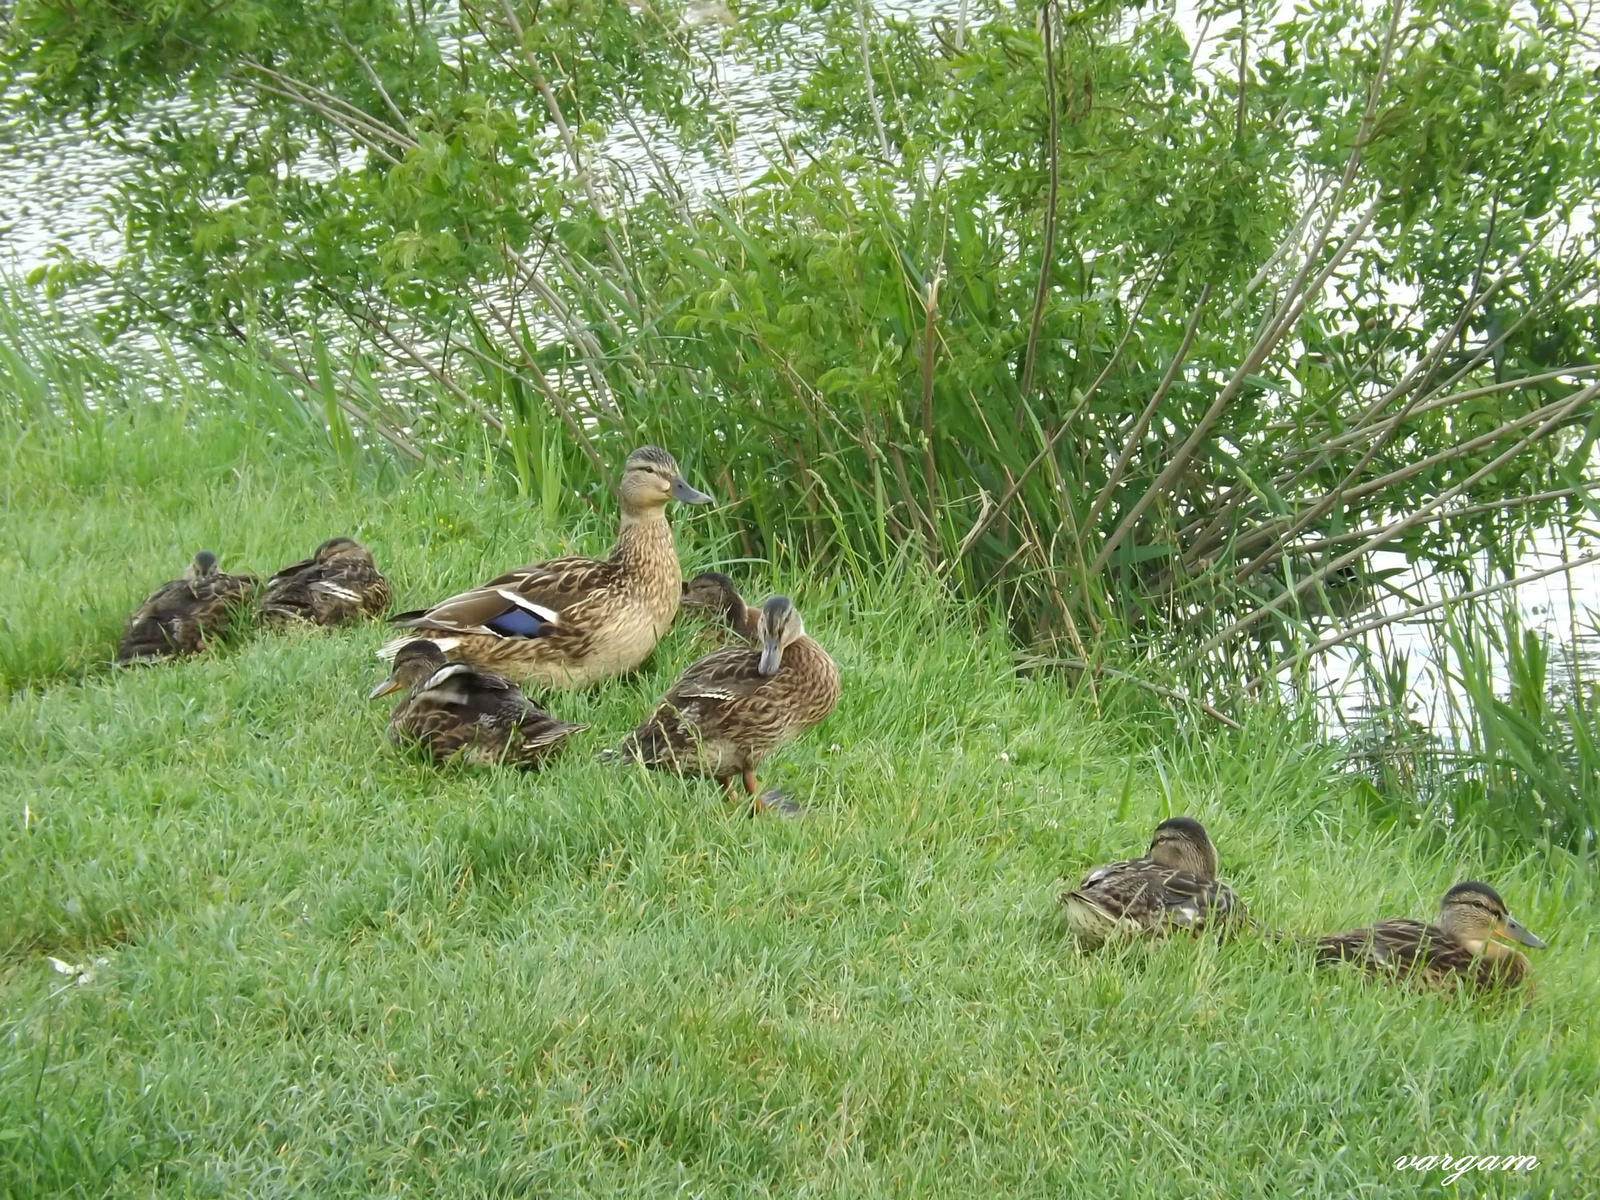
[381,446,712,689]
[607,595,840,815]
[1060,817,1245,948]
[369,640,588,768]
[117,550,258,664]
[258,536,392,626]
[1315,880,1546,991]
[679,570,758,639]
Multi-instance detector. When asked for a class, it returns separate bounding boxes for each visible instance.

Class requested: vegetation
[3,0,1596,665]
[3,298,1599,1197]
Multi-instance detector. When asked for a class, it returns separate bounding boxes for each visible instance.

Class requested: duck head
[619,446,712,514]
[1437,881,1546,956]
[1145,816,1220,880]
[756,595,806,677]
[370,639,450,699]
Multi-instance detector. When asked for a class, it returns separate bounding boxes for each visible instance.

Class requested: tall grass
[3,279,1599,1197]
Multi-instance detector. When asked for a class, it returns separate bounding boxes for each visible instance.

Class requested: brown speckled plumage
[1061,817,1244,948]
[117,551,258,665]
[372,641,587,768]
[679,571,758,641]
[259,536,391,626]
[381,446,711,689]
[1315,881,1545,991]
[610,595,840,802]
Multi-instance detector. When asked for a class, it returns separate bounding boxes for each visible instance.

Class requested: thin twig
[1183,379,1600,665]
[858,0,892,157]
[1081,285,1211,539]
[955,260,1169,559]
[1020,0,1059,400]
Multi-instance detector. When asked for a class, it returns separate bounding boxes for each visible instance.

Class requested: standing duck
[382,446,712,689]
[369,640,587,768]
[258,536,392,625]
[117,550,258,665]
[1315,881,1546,991]
[608,595,840,815]
[679,571,758,639]
[1061,817,1245,948]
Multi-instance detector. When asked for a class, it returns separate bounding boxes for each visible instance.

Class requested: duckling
[679,570,758,639]
[258,536,391,626]
[608,595,840,815]
[1061,817,1245,948]
[382,446,712,689]
[369,640,587,768]
[1315,880,1546,991]
[117,550,258,665]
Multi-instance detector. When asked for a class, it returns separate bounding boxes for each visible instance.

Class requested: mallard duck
[117,550,258,665]
[1315,880,1546,991]
[369,640,588,768]
[679,570,758,639]
[1060,817,1245,948]
[258,536,392,626]
[608,595,840,815]
[382,446,712,688]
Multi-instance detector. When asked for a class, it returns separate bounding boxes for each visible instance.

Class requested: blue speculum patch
[484,607,548,638]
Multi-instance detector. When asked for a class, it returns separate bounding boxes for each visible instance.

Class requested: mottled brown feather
[1315,920,1531,991]
[612,635,840,783]
[117,554,257,664]
[384,438,709,696]
[1062,859,1244,948]
[385,659,587,769]
[259,537,391,626]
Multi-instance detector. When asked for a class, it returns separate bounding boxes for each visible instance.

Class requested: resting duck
[369,640,587,768]
[258,536,391,625]
[679,571,758,639]
[1061,817,1245,948]
[608,595,840,815]
[1315,880,1546,991]
[382,446,712,688]
[117,550,258,664]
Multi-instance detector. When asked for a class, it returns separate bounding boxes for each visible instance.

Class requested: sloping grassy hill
[2,375,1597,1197]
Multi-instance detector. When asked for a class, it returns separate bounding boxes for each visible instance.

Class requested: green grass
[3,350,1599,1198]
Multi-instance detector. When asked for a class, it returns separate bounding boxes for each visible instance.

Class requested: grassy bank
[2,346,1599,1198]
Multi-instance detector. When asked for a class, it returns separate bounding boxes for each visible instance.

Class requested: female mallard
[382,446,711,689]
[609,595,840,814]
[1316,881,1546,991]
[679,571,758,639]
[369,640,587,768]
[1061,817,1244,948]
[259,536,392,626]
[117,550,258,665]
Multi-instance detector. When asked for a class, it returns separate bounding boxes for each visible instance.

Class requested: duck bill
[670,477,714,505]
[758,634,783,677]
[1497,913,1547,949]
[368,678,404,700]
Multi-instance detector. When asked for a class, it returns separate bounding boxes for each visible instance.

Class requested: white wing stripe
[494,590,561,625]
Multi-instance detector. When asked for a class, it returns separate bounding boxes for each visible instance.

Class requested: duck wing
[609,645,769,768]
[118,570,256,662]
[392,556,619,640]
[259,556,323,618]
[396,663,585,762]
[664,644,770,703]
[1315,918,1495,986]
[1065,858,1241,934]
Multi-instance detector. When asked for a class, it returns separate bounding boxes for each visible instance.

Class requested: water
[2,1,1596,735]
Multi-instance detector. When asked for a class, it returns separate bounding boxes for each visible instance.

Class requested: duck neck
[611,505,677,570]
